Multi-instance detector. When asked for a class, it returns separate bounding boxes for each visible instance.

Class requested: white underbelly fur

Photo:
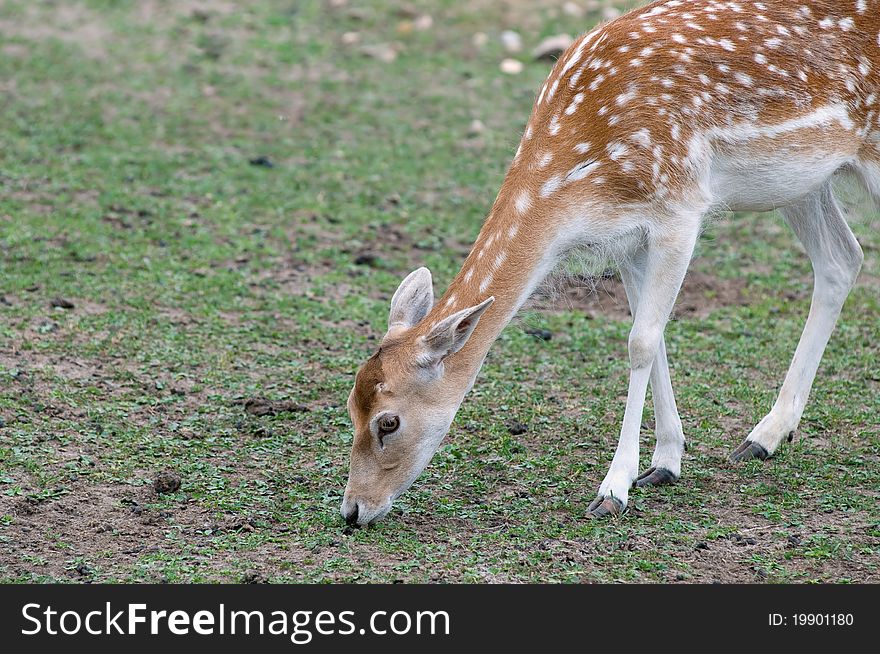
[707,147,855,212]
[703,104,861,213]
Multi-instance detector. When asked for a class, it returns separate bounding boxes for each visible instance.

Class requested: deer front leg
[588,222,699,518]
[619,250,685,487]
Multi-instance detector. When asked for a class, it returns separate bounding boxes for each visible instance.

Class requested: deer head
[341,267,494,526]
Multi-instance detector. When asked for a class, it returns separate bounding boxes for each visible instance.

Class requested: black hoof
[587,495,625,519]
[634,466,678,488]
[729,440,770,463]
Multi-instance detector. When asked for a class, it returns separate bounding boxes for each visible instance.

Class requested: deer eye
[378,415,400,435]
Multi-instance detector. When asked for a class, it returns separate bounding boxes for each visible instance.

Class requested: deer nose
[343,502,359,525]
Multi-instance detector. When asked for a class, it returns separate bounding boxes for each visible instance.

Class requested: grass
[0,0,878,583]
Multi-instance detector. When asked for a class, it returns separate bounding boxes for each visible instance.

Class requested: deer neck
[417,196,563,391]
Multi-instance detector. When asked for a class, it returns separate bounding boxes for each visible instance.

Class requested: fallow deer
[342,0,879,525]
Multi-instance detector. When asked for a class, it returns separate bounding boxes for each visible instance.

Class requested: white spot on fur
[630,128,651,148]
[616,88,637,105]
[589,73,607,91]
[607,141,629,160]
[734,71,753,86]
[515,190,531,214]
[479,275,493,294]
[546,79,560,103]
[565,160,601,182]
[540,175,562,198]
[565,92,585,115]
[574,142,591,154]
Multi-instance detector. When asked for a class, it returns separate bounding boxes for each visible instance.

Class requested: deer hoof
[587,495,625,519]
[634,466,678,487]
[729,440,770,463]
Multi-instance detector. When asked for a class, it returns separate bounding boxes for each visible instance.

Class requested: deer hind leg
[730,183,863,462]
[588,216,700,518]
[619,246,685,487]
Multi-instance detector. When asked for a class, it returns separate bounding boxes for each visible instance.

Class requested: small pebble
[50,297,75,309]
[506,420,528,436]
[562,2,584,18]
[525,328,553,341]
[467,119,485,137]
[602,7,622,21]
[154,470,182,495]
[499,58,524,75]
[500,30,523,54]
[361,43,397,63]
[248,156,274,168]
[414,15,433,31]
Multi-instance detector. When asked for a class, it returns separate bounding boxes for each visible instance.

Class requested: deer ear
[421,297,494,362]
[388,267,434,331]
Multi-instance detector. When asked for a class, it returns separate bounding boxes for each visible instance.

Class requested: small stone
[533,34,574,61]
[500,30,523,54]
[695,541,709,550]
[396,20,414,36]
[562,2,584,18]
[499,58,524,75]
[241,571,267,584]
[472,32,489,48]
[361,44,397,63]
[154,470,181,495]
[248,156,274,168]
[506,420,528,436]
[354,252,380,267]
[525,328,553,341]
[467,119,485,137]
[602,7,622,21]
[50,297,74,309]
[341,31,360,45]
[414,14,433,31]
[74,562,94,577]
